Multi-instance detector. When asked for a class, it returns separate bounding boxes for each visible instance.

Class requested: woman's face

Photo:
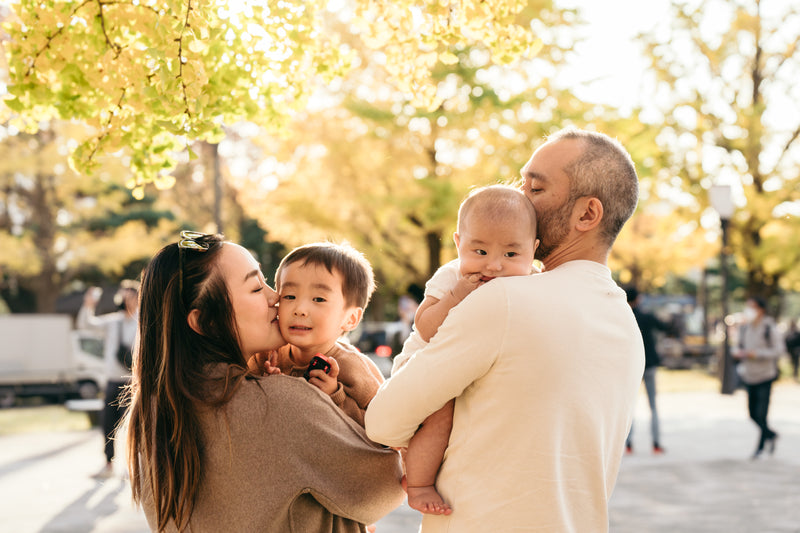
[218,243,284,355]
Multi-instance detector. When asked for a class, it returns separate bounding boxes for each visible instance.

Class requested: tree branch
[96,0,123,58]
[25,0,93,77]
[176,0,193,120]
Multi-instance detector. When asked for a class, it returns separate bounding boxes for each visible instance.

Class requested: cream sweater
[366,260,644,533]
[139,370,405,532]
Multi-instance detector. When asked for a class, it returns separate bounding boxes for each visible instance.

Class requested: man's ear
[342,307,364,333]
[187,308,203,335]
[574,197,603,232]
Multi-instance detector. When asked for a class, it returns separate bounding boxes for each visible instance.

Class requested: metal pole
[719,218,736,394]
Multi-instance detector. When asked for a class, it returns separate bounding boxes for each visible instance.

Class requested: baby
[394,184,539,515]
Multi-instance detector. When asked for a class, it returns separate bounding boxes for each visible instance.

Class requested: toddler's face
[455,215,537,282]
[277,262,360,357]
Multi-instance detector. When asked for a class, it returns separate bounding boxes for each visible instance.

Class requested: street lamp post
[709,184,736,394]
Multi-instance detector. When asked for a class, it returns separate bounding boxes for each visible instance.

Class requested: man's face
[520,138,583,262]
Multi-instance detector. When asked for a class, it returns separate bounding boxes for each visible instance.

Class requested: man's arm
[365,283,506,447]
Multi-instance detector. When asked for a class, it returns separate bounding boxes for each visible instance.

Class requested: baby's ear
[342,307,364,332]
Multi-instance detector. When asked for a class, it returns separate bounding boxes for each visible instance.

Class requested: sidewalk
[0,383,798,532]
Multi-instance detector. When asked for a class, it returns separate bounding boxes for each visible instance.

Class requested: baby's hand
[449,273,484,303]
[308,356,340,395]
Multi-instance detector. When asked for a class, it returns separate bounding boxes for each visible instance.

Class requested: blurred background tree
[637,0,800,310]
[0,121,176,312]
[3,0,539,185]
[0,0,798,322]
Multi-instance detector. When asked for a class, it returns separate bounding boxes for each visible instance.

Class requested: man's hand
[308,356,340,395]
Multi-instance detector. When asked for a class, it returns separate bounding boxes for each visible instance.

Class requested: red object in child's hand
[303,354,331,380]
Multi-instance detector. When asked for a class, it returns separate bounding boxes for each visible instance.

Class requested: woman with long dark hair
[126,232,403,532]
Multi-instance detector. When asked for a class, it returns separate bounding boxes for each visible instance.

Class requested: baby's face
[455,214,537,282]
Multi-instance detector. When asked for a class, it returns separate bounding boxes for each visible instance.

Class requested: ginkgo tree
[3,0,540,192]
[638,0,800,305]
[230,4,603,301]
[0,121,179,312]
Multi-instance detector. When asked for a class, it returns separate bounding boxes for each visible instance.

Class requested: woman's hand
[308,356,340,395]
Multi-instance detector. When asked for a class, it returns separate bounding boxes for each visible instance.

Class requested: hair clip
[178,230,210,252]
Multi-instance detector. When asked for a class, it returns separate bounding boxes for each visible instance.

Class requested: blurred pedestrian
[785,318,800,380]
[77,280,139,478]
[733,296,784,459]
[624,286,672,455]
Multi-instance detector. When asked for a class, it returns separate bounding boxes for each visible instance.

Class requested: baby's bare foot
[407,485,452,515]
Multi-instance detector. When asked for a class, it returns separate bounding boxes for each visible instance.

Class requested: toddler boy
[274,242,384,427]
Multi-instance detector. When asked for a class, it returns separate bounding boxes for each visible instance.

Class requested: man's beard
[534,198,575,262]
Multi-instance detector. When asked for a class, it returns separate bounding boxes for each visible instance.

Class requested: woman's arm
[277,378,405,525]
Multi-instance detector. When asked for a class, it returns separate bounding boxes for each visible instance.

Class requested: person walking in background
[733,296,784,459]
[624,286,672,455]
[785,318,800,381]
[77,280,139,479]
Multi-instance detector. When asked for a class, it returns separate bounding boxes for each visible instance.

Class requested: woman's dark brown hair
[125,233,251,531]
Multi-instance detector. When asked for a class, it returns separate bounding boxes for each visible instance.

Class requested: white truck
[0,314,106,407]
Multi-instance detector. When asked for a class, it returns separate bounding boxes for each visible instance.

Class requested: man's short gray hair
[547,127,639,246]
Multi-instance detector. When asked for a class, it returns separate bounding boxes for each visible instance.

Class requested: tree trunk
[425,230,442,279]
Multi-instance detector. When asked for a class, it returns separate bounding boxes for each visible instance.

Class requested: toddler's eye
[313,297,327,303]
[475,249,487,256]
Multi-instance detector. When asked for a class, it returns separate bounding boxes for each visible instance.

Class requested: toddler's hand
[308,356,340,395]
[247,351,282,376]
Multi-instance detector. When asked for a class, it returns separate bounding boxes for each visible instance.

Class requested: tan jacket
[276,341,384,427]
[139,368,404,532]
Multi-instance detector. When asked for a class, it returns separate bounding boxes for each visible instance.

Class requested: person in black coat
[785,318,800,380]
[624,286,672,454]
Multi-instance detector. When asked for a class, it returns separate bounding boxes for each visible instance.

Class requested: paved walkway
[1,383,798,532]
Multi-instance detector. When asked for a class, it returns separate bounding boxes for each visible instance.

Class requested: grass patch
[657,368,721,393]
[656,359,797,394]
[0,404,92,436]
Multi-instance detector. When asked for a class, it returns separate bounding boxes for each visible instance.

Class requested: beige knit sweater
[138,368,404,532]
